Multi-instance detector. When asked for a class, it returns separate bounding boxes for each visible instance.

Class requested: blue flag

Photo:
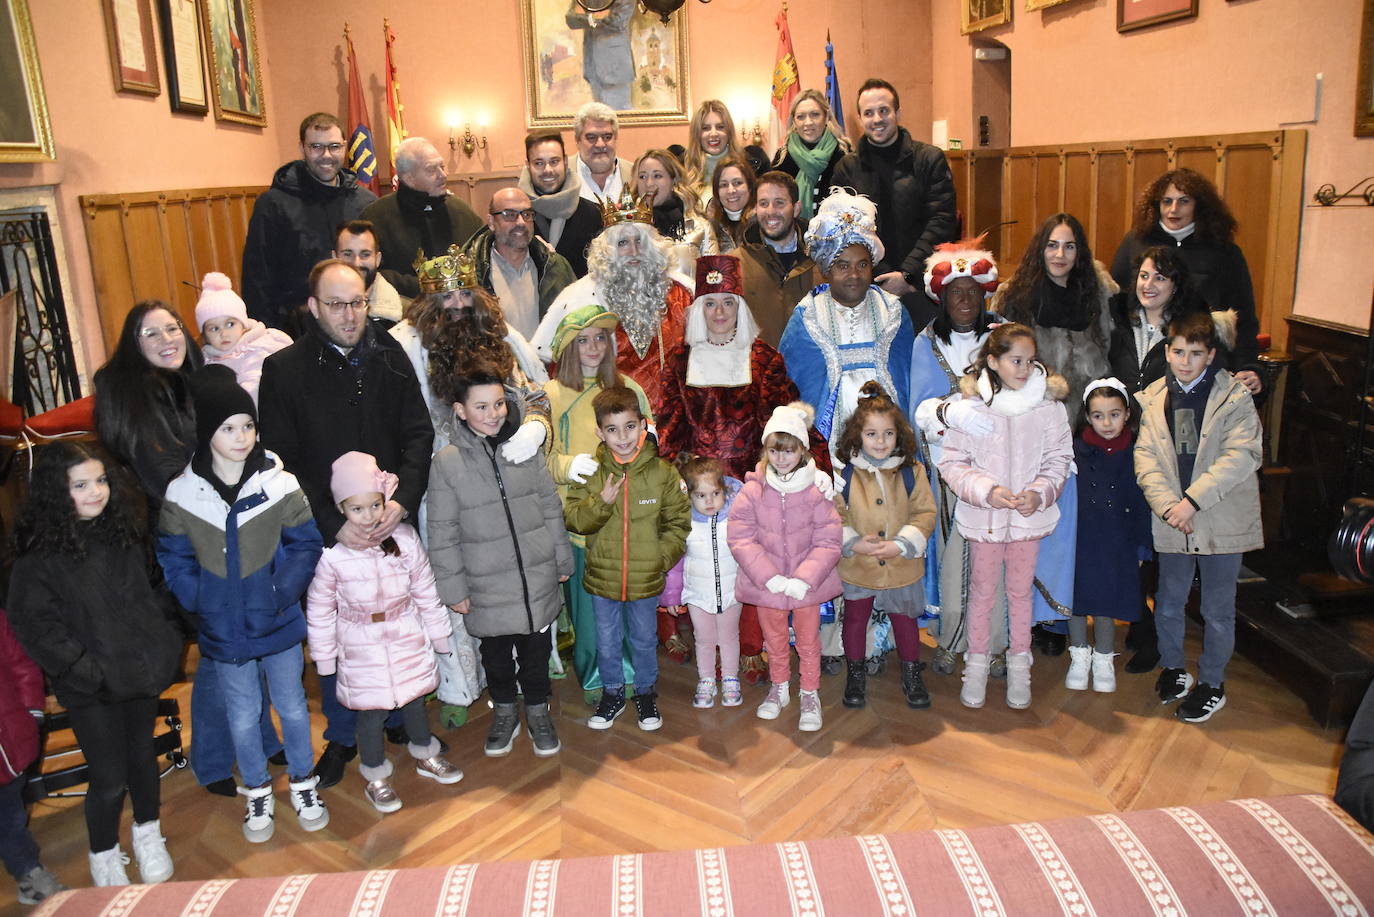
[825,31,845,134]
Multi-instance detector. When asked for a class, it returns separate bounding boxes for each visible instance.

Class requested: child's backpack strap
[841,463,916,502]
[839,463,856,503]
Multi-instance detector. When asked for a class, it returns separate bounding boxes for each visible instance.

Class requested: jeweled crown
[597,189,654,228]
[413,244,478,294]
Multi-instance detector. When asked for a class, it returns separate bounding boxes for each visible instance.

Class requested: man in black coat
[832,79,958,329]
[519,129,604,277]
[241,113,377,331]
[258,259,435,787]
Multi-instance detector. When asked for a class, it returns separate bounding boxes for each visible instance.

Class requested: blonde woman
[634,149,716,275]
[771,89,850,221]
[683,100,744,205]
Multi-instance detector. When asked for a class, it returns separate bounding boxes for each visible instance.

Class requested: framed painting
[1117,0,1198,32]
[962,0,1011,34]
[199,0,264,126]
[1026,0,1077,10]
[0,0,53,162]
[520,0,691,128]
[1358,0,1374,136]
[158,0,208,114]
[102,0,160,95]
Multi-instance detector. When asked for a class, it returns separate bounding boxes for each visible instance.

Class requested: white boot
[130,819,174,883]
[960,653,990,708]
[1006,652,1033,709]
[756,682,790,720]
[1064,646,1091,691]
[88,845,130,887]
[1091,651,1118,693]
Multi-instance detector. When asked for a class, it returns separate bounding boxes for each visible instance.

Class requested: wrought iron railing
[0,210,81,414]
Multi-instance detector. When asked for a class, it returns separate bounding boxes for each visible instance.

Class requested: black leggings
[67,697,161,852]
[356,698,431,769]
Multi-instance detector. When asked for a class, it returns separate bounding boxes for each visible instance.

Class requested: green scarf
[787,130,838,219]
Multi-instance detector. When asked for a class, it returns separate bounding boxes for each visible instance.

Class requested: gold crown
[413,245,478,294]
[598,189,654,228]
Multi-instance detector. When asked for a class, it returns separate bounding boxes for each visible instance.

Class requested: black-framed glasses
[306,142,345,154]
[319,298,367,315]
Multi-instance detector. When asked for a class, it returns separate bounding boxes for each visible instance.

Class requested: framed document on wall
[158,0,208,114]
[1117,0,1198,33]
[0,0,54,162]
[200,0,265,126]
[102,0,160,95]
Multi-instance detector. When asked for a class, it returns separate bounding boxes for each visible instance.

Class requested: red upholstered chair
[0,397,22,438]
[24,395,95,438]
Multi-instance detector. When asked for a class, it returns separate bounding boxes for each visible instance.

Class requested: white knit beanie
[195,271,249,329]
[762,401,815,446]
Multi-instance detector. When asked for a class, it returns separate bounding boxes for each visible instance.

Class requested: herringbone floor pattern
[5,623,1345,914]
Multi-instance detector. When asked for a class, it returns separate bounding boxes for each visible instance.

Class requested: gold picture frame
[1026,0,1077,10]
[199,0,265,127]
[520,0,691,128]
[0,0,54,162]
[1358,0,1374,137]
[962,0,1011,34]
[102,0,160,95]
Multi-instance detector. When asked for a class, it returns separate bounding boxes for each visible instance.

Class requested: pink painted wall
[930,0,1374,330]
[256,0,933,178]
[0,1,289,376]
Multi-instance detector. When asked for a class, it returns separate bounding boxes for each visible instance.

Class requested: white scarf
[976,364,1048,417]
[1159,220,1195,244]
[765,460,817,494]
[849,452,903,501]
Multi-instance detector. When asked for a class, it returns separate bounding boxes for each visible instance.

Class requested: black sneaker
[901,661,931,709]
[312,740,357,789]
[1035,625,1067,657]
[1155,667,1194,704]
[1177,683,1226,723]
[588,690,626,730]
[267,749,288,767]
[632,691,663,731]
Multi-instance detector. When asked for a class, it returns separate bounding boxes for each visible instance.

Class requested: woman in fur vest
[991,213,1117,425]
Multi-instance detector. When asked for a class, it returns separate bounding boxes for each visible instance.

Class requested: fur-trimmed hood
[958,367,1069,402]
[1210,308,1238,352]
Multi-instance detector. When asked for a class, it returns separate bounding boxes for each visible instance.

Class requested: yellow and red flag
[384,19,407,177]
[344,25,378,194]
[768,7,799,150]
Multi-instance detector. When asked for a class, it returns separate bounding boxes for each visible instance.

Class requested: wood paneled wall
[78,172,519,354]
[946,130,1307,351]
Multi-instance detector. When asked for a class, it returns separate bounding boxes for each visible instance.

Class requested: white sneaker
[240,784,276,843]
[130,819,174,883]
[88,845,130,887]
[756,682,790,720]
[289,775,330,831]
[693,678,717,708]
[1091,651,1117,693]
[798,690,822,732]
[961,653,989,709]
[1064,645,1091,691]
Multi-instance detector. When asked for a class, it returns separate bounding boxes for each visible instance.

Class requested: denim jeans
[0,774,39,879]
[318,672,359,746]
[209,645,314,786]
[1155,551,1243,686]
[190,660,282,786]
[591,595,660,695]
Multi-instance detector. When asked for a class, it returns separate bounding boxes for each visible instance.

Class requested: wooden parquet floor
[4,623,1346,914]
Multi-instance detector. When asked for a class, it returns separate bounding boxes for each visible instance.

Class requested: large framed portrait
[1117,0,1198,33]
[520,0,691,128]
[962,0,1011,34]
[198,0,265,126]
[101,0,160,95]
[0,0,54,163]
[1358,0,1374,137]
[158,0,208,115]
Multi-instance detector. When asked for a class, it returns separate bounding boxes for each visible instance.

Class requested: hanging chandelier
[573,0,712,25]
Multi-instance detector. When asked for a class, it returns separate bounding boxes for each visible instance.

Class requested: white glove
[782,578,810,601]
[813,469,836,499]
[501,420,546,464]
[765,575,791,595]
[944,400,996,436]
[567,453,598,483]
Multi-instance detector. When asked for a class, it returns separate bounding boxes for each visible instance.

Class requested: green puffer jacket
[564,437,691,601]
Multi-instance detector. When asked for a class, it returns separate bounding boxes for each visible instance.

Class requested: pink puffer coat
[938,369,1073,544]
[728,463,843,609]
[201,319,292,405]
[306,523,452,711]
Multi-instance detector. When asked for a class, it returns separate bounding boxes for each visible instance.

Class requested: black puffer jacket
[1109,225,1260,373]
[8,536,181,708]
[241,160,377,330]
[830,128,957,283]
[361,185,484,299]
[258,318,435,545]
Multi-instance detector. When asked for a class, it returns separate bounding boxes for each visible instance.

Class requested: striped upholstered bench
[35,795,1374,916]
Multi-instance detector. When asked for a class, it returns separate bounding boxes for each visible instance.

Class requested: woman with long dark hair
[992,213,1116,421]
[1109,168,1262,394]
[704,154,757,254]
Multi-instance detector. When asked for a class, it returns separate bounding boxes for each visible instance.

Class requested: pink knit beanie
[195,271,249,329]
[330,451,399,506]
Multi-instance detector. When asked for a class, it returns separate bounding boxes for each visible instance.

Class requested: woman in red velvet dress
[657,254,829,682]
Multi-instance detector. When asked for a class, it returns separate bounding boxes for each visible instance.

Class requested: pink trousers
[966,539,1042,655]
[756,605,821,691]
[687,604,742,682]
